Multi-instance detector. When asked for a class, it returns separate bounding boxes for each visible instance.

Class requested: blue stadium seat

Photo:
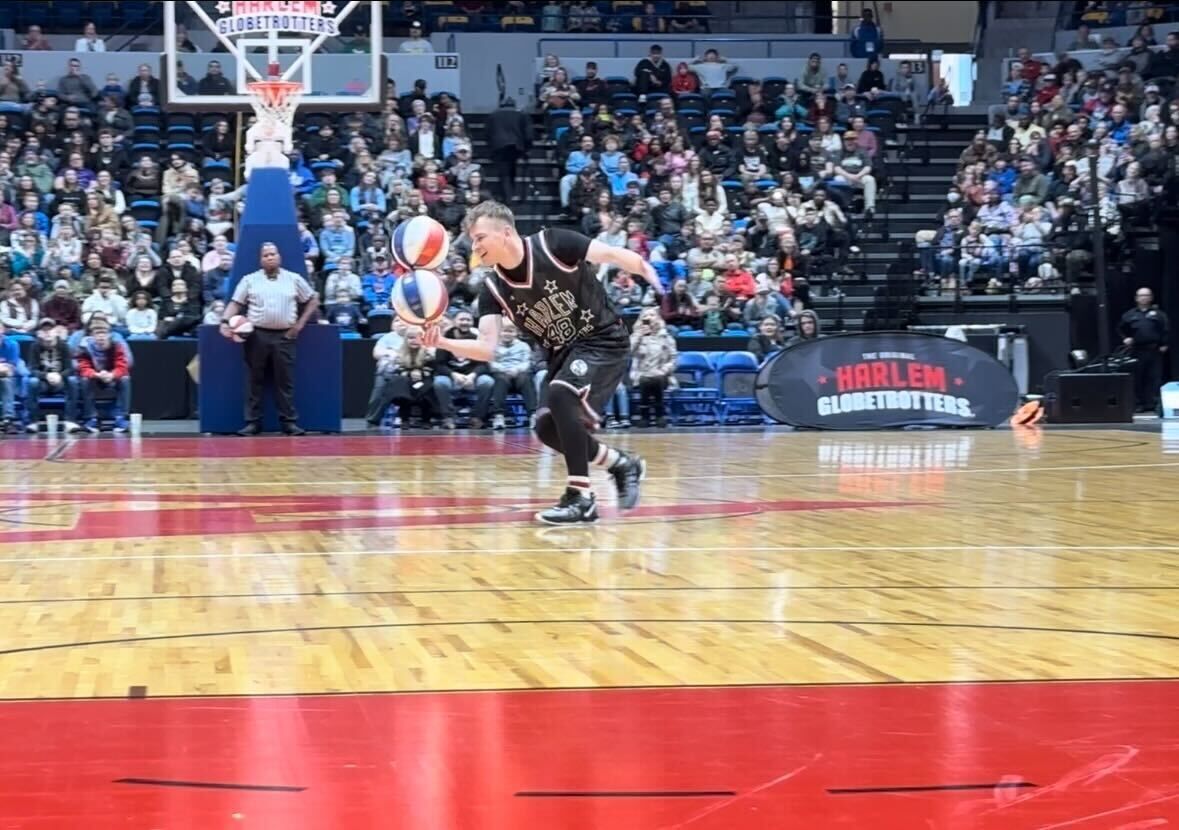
[716,351,761,423]
[670,351,720,425]
[130,200,161,225]
[676,93,706,108]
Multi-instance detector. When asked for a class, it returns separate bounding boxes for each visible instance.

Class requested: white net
[245,78,304,132]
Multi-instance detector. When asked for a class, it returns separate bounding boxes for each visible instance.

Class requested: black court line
[5,617,1179,659]
[516,790,735,798]
[114,777,304,793]
[828,781,1038,795]
[0,584,1175,606]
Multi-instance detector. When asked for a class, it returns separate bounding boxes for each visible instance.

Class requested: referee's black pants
[243,327,297,426]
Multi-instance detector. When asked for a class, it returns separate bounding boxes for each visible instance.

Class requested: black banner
[756,332,1020,430]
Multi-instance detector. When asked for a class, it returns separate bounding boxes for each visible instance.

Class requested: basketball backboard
[162,0,384,111]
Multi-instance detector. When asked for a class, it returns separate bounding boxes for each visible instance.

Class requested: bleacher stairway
[465,110,1070,332]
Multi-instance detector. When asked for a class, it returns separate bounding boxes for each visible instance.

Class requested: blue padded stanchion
[227,166,307,295]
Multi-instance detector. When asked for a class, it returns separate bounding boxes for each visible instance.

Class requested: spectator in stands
[399,20,433,53]
[324,288,363,335]
[1,281,38,335]
[198,61,233,96]
[857,58,886,97]
[635,45,673,97]
[364,322,406,427]
[1092,37,1129,77]
[75,22,106,53]
[174,23,200,53]
[22,25,50,51]
[774,83,808,122]
[661,62,694,99]
[0,320,25,433]
[42,280,81,332]
[748,315,785,360]
[59,58,97,107]
[661,278,701,330]
[825,130,877,218]
[690,49,736,96]
[1067,23,1101,51]
[24,318,77,430]
[488,322,535,429]
[629,307,677,427]
[75,317,132,433]
[387,328,436,428]
[566,0,603,32]
[787,309,821,345]
[125,291,157,338]
[835,83,867,123]
[157,278,201,339]
[1014,156,1049,204]
[81,276,127,329]
[793,52,823,96]
[433,310,494,429]
[698,130,734,176]
[539,67,579,112]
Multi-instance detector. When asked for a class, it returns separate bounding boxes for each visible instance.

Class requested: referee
[220,242,319,435]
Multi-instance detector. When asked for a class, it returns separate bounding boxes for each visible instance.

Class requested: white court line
[0,460,1176,490]
[0,545,1176,564]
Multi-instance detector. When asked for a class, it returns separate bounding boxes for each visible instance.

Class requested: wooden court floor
[1,426,1178,828]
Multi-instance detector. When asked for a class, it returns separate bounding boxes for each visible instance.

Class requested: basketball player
[421,201,664,524]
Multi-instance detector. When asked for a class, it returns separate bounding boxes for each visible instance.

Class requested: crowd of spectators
[912,28,1179,294]
[0,35,506,432]
[541,45,928,339]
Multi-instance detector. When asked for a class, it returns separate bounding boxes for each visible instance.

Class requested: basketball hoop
[246,62,303,132]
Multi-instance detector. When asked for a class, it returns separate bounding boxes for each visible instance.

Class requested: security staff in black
[1119,286,1171,412]
[421,201,665,524]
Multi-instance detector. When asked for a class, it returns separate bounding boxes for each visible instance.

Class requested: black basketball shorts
[541,335,629,427]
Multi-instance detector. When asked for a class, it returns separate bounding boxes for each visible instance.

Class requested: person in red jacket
[721,255,756,301]
[75,317,132,433]
[671,62,699,96]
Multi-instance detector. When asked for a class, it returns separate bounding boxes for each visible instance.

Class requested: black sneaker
[536,488,599,525]
[609,452,646,510]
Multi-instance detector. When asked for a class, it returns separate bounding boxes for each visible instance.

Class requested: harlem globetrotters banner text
[756,332,1020,429]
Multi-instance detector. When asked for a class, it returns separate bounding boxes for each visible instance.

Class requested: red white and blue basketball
[391,269,450,327]
[391,215,450,270]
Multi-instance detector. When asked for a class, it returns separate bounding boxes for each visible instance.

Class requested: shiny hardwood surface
[0,427,1176,699]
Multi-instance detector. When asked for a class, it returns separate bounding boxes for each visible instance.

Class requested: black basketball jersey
[476,228,623,350]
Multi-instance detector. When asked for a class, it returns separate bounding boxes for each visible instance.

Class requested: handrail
[537,35,849,59]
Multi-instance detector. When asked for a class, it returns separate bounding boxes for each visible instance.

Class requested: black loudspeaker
[1044,372,1135,424]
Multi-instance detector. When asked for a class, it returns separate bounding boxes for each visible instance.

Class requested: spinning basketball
[391,269,450,327]
[392,215,450,270]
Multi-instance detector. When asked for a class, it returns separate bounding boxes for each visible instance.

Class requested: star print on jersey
[544,280,559,294]
[215,0,231,12]
[580,309,595,323]
[515,302,530,317]
[322,0,338,13]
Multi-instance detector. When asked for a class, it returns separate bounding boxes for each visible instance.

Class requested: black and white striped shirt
[232,268,316,329]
